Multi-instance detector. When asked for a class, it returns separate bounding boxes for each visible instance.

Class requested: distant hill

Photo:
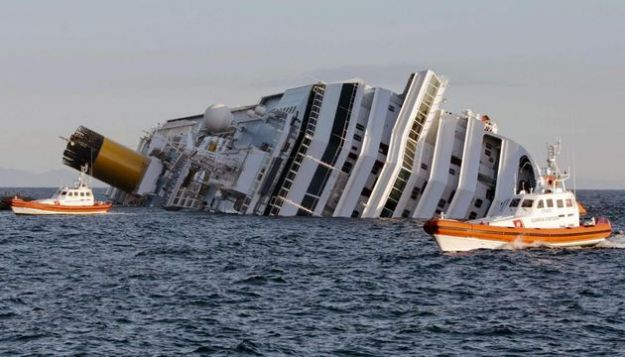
[0,167,106,187]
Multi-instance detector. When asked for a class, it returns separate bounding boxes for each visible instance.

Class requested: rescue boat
[10,167,111,215]
[424,141,612,252]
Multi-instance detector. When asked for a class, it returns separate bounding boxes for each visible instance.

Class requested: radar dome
[202,104,233,133]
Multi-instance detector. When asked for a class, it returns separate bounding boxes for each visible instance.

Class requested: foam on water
[595,234,625,249]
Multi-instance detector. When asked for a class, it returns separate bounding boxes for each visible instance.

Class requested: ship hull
[424,218,612,252]
[10,199,111,215]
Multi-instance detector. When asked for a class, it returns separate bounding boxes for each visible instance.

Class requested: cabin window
[61,191,67,196]
[474,199,483,208]
[342,162,353,174]
[80,192,85,197]
[537,200,545,208]
[521,199,534,208]
[546,199,554,208]
[566,199,573,207]
[450,156,462,166]
[356,123,365,132]
[509,198,521,208]
[438,199,446,208]
[410,187,420,200]
[86,192,91,197]
[468,211,478,219]
[353,134,362,142]
[557,200,564,208]
[378,143,389,155]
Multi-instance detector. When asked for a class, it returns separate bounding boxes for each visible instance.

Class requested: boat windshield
[509,198,521,208]
[521,199,534,208]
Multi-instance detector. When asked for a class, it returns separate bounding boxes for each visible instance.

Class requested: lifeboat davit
[10,167,112,215]
[424,140,613,252]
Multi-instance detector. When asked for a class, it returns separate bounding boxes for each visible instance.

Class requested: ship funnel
[62,126,150,193]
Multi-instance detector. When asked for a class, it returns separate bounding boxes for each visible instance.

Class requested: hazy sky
[1,0,624,188]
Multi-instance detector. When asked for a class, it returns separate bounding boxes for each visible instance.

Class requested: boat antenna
[571,119,578,194]
[90,147,94,186]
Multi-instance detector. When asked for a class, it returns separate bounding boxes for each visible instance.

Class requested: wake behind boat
[424,141,612,252]
[10,167,111,215]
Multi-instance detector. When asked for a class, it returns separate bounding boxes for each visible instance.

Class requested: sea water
[1,189,624,355]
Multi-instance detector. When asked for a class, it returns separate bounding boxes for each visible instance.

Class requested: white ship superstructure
[63,70,539,218]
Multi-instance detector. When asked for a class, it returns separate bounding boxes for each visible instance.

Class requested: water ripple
[0,189,624,355]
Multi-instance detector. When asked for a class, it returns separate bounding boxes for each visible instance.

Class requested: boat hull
[424,218,612,252]
[10,199,112,215]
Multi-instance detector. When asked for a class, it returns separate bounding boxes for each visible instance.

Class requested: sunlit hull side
[424,218,612,252]
[10,199,111,215]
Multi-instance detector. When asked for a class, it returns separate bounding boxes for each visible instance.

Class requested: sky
[0,0,624,188]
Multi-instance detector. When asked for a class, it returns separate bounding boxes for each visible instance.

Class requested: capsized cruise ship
[62,70,539,218]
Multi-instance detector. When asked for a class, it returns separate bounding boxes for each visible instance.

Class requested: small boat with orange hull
[10,167,111,215]
[424,140,613,252]
[424,216,612,252]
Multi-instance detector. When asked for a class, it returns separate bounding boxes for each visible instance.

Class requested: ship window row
[61,191,90,197]
[268,87,324,215]
[279,106,297,114]
[511,198,574,209]
[381,168,411,217]
[300,83,358,213]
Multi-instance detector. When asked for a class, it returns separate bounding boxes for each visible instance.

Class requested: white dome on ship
[202,104,233,133]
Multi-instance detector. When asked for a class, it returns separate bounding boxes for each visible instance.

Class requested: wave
[595,234,625,249]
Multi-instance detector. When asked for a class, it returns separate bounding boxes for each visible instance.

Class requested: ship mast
[542,139,569,193]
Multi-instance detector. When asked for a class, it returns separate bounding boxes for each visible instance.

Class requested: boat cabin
[39,178,96,207]
[489,191,579,228]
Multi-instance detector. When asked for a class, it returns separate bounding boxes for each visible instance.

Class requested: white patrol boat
[11,167,112,215]
[424,141,612,252]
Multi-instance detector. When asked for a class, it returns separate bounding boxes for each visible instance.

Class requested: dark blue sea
[1,188,625,356]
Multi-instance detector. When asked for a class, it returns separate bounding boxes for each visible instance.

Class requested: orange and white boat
[11,167,111,215]
[424,141,612,252]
